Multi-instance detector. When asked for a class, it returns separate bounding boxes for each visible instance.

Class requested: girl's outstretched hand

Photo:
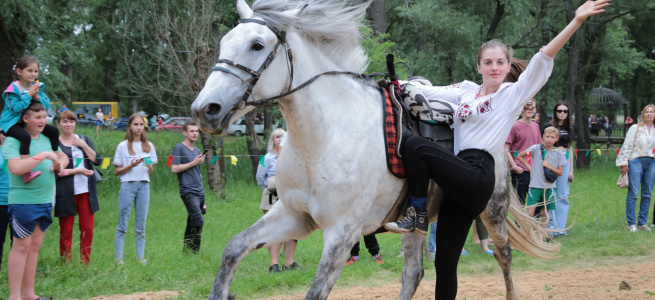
[576,0,611,22]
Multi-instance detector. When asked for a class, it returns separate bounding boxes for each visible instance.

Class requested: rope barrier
[0,147,634,172]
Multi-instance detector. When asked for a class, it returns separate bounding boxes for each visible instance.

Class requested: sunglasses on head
[557,110,569,113]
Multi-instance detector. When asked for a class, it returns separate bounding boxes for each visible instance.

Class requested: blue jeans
[115,181,150,260]
[626,157,655,226]
[548,160,570,234]
[428,222,437,252]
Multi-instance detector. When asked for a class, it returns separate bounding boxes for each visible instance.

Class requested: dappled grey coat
[54,135,102,217]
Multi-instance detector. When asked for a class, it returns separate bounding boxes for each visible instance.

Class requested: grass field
[0,128,654,299]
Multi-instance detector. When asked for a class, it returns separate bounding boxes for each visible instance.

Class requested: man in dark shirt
[171,121,206,253]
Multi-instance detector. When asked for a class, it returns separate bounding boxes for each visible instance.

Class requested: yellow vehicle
[54,102,119,120]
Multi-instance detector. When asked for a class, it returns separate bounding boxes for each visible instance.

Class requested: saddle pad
[383,88,405,178]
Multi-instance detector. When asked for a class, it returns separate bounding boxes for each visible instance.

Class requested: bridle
[211,18,292,110]
[211,18,373,110]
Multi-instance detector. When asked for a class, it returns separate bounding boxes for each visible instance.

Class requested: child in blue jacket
[1,56,61,183]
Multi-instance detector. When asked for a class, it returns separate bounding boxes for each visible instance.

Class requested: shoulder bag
[617,126,639,188]
[540,144,558,183]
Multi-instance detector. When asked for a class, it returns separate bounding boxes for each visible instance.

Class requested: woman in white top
[616,105,655,232]
[95,108,104,132]
[384,1,610,298]
[112,113,158,264]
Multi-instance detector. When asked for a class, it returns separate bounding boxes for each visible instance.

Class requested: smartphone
[202,149,209,155]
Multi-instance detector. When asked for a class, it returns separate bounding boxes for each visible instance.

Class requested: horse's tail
[505,189,561,259]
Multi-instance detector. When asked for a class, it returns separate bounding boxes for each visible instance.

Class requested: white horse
[191,0,558,299]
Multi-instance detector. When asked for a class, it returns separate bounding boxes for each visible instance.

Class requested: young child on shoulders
[517,126,566,225]
[0,56,62,183]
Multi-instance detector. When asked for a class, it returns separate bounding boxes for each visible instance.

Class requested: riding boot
[415,209,428,235]
[385,207,417,234]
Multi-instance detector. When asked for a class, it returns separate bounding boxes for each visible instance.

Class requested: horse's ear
[237,0,253,19]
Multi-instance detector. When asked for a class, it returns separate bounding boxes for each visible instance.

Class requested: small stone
[619,281,632,291]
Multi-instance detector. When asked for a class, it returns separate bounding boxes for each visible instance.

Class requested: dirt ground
[89,260,655,299]
[263,260,655,300]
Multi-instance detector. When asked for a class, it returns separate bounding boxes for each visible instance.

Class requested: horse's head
[192,0,370,134]
[192,0,294,134]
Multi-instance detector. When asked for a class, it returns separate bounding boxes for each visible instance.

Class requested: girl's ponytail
[505,58,528,83]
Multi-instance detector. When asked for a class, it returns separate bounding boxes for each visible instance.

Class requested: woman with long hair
[55,110,101,264]
[616,105,655,232]
[546,102,574,237]
[255,128,299,272]
[112,114,158,264]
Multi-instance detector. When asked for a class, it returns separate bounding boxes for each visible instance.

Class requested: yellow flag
[230,155,238,166]
[597,149,601,156]
[101,157,111,169]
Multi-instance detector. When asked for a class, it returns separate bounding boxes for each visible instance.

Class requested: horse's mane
[251,0,370,73]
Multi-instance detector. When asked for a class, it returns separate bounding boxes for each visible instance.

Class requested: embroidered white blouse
[616,124,655,166]
[414,51,554,157]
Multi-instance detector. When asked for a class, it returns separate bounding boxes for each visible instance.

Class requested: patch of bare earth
[261,260,655,300]
[84,291,180,300]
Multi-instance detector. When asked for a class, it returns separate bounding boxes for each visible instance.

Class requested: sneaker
[373,254,384,264]
[269,264,281,273]
[138,259,147,265]
[117,259,124,265]
[22,170,42,183]
[415,210,428,235]
[282,262,300,271]
[639,225,652,232]
[345,256,360,265]
[385,207,417,234]
[628,225,637,232]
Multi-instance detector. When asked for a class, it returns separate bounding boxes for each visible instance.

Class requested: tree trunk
[245,110,266,179]
[200,131,226,198]
[485,0,506,40]
[368,0,387,34]
[195,41,226,196]
[0,15,26,112]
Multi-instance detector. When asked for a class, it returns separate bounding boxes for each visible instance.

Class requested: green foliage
[361,27,407,78]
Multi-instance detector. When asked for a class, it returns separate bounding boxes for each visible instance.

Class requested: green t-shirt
[1,134,57,204]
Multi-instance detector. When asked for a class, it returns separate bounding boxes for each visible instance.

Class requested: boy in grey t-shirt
[516,127,566,222]
[171,121,206,253]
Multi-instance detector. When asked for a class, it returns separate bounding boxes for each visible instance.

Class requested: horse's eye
[251,42,264,51]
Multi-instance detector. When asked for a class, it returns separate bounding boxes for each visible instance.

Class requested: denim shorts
[8,203,53,238]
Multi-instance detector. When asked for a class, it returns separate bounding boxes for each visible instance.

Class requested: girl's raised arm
[542,0,610,58]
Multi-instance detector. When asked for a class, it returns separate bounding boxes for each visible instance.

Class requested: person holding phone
[171,121,207,254]
[112,114,157,265]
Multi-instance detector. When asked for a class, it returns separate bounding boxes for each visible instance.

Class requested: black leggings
[402,136,495,299]
[350,233,380,257]
[5,123,59,155]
